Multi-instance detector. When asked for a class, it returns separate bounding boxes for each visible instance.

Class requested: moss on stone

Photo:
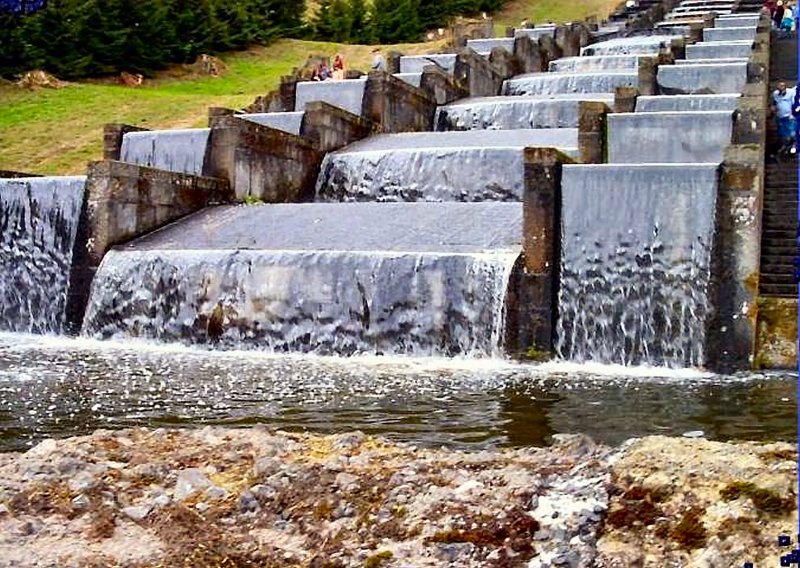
[720,481,795,515]
[669,508,707,550]
[364,551,393,568]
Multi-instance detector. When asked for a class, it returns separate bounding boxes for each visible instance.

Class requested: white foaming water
[0,176,86,334]
[82,249,519,359]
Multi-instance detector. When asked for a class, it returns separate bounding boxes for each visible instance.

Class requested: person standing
[333,54,345,80]
[773,1,786,29]
[772,81,796,152]
[371,48,386,72]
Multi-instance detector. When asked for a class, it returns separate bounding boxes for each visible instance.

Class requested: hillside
[0,0,621,176]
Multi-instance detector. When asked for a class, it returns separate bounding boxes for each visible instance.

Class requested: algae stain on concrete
[755,297,797,369]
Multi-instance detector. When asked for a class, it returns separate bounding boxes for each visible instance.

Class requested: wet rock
[174,468,211,501]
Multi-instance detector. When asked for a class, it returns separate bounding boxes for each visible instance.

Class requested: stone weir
[503,71,639,96]
[0,176,86,334]
[435,94,614,131]
[315,130,578,202]
[556,164,721,368]
[81,202,525,358]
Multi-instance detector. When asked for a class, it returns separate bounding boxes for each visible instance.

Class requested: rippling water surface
[0,333,795,452]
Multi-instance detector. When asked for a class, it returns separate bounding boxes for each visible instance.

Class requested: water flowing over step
[635,94,741,112]
[549,55,653,73]
[657,61,748,94]
[557,164,719,368]
[608,111,733,163]
[120,128,210,176]
[581,36,683,56]
[503,71,638,96]
[435,94,614,131]
[82,203,522,357]
[315,130,577,202]
[0,176,86,334]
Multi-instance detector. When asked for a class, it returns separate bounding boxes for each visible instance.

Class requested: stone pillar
[65,160,231,332]
[301,101,373,152]
[207,107,237,127]
[637,57,657,96]
[453,49,505,97]
[387,51,402,75]
[205,116,322,201]
[489,46,521,80]
[504,148,574,358]
[578,101,610,164]
[362,71,437,133]
[709,145,764,371]
[514,35,545,74]
[538,35,562,70]
[420,66,469,106]
[279,76,298,111]
[614,87,639,113]
[732,86,767,145]
[103,123,149,161]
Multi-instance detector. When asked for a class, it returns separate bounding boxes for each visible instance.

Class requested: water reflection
[0,333,795,452]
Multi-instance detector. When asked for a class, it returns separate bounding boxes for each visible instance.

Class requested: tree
[369,0,421,44]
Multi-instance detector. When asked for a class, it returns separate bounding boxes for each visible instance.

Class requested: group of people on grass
[311,49,387,81]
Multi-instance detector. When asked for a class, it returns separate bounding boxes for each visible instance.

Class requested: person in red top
[333,54,345,80]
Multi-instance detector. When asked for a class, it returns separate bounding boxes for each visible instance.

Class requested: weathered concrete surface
[756,297,798,369]
[686,40,753,60]
[578,101,609,164]
[301,101,373,153]
[240,112,304,135]
[362,71,437,133]
[206,116,322,201]
[294,78,367,116]
[608,111,733,163]
[65,160,231,331]
[704,26,758,42]
[709,145,764,371]
[636,94,741,112]
[657,62,748,94]
[454,49,504,97]
[514,148,574,357]
[514,35,545,74]
[419,66,469,105]
[393,72,422,88]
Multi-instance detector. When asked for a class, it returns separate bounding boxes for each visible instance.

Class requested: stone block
[301,101,373,153]
[453,49,504,97]
[419,66,469,105]
[514,35,545,74]
[362,71,437,133]
[206,115,322,201]
[578,101,610,164]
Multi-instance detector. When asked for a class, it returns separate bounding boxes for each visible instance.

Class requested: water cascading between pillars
[0,176,86,334]
[555,164,719,368]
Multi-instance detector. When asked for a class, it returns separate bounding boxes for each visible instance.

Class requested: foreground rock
[0,428,795,567]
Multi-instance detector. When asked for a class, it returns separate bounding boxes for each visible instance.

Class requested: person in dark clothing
[774,1,786,28]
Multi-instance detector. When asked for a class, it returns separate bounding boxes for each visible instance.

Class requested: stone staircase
[759,33,798,298]
[736,0,765,12]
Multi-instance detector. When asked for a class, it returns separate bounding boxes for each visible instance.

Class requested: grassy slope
[0,0,620,175]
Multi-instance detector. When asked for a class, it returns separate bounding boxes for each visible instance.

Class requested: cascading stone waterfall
[82,202,522,358]
[0,176,86,334]
[315,130,578,202]
[435,94,614,131]
[556,164,719,368]
[503,71,638,96]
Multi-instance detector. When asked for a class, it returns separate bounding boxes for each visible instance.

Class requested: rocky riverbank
[0,427,796,567]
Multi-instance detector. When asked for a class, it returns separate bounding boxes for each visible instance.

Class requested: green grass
[494,0,621,28]
[0,39,440,175]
